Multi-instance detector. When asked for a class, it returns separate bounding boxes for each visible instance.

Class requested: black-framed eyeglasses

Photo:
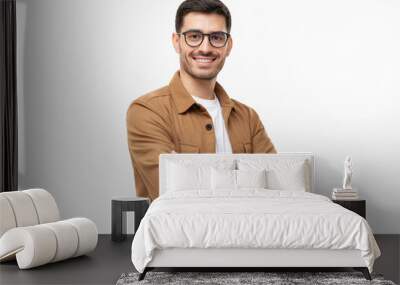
[178,30,230,48]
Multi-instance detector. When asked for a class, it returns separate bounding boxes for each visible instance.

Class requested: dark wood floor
[0,235,134,285]
[0,234,398,285]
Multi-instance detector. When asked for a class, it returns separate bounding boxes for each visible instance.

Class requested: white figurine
[342,156,353,190]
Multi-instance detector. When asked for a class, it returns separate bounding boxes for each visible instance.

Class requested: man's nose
[197,35,213,52]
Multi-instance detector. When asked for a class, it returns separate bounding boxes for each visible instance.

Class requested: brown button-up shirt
[126,70,277,201]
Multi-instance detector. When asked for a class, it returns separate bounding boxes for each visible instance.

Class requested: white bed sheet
[131,189,381,273]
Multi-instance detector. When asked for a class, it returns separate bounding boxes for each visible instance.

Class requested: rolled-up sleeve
[126,101,174,201]
[249,107,277,154]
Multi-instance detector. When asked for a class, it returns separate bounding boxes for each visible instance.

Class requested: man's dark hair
[175,0,232,33]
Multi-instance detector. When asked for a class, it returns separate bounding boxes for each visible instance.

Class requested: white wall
[16,0,400,234]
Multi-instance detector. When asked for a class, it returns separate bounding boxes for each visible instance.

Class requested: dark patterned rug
[116,271,397,285]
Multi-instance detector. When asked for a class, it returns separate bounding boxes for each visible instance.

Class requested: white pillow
[237,169,267,188]
[266,165,306,191]
[211,168,268,190]
[166,162,211,191]
[165,159,235,193]
[237,159,309,191]
[211,168,236,190]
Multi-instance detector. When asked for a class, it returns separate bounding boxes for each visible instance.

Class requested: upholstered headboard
[159,153,315,195]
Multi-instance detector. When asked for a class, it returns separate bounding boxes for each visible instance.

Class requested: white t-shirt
[191,93,233,153]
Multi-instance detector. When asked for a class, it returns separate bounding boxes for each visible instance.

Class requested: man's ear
[225,36,233,57]
[172,32,181,54]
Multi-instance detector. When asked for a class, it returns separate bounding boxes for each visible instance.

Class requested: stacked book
[332,188,359,200]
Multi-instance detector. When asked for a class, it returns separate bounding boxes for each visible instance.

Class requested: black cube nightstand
[332,199,366,219]
[111,197,149,242]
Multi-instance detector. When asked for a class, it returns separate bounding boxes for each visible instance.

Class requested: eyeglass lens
[185,31,227,47]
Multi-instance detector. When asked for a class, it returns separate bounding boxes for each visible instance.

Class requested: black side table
[111,197,149,242]
[332,199,366,219]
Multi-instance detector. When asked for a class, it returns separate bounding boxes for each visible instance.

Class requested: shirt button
[205,123,213,131]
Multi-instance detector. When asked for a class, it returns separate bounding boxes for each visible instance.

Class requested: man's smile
[191,55,216,65]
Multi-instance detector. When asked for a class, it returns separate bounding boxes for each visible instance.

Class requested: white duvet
[131,189,381,273]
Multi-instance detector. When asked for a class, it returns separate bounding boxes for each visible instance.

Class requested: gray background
[16,0,400,234]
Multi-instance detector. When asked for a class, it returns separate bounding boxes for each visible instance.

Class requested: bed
[130,153,381,281]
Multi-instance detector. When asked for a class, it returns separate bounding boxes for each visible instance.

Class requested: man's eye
[211,34,224,41]
[188,34,201,40]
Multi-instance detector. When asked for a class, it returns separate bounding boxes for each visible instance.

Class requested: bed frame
[138,153,371,280]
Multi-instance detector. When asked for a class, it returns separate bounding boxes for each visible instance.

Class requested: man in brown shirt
[126,0,277,201]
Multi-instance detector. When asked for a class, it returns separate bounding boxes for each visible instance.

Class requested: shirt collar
[169,70,235,114]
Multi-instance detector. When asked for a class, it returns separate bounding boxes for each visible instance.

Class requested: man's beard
[180,53,225,80]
